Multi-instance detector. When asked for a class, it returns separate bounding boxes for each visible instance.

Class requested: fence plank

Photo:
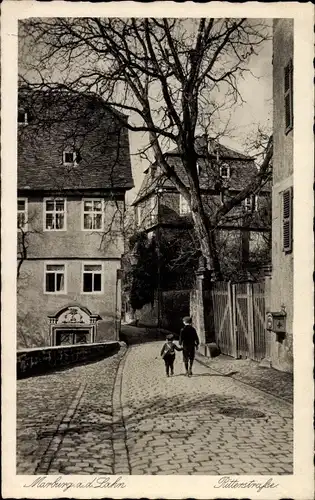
[247,283,255,360]
[252,282,266,361]
[228,282,237,358]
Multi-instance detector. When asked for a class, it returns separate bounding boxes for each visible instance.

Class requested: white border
[1,2,314,499]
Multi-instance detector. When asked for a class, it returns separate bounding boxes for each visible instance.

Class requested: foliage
[127,232,158,311]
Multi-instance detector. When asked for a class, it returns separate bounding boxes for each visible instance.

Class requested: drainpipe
[115,269,123,341]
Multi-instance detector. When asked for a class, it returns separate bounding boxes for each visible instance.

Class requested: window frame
[43,197,67,232]
[82,198,105,232]
[150,196,157,224]
[220,165,231,179]
[244,195,258,212]
[17,197,28,232]
[284,59,293,134]
[179,193,191,215]
[18,110,28,126]
[62,150,77,166]
[44,261,67,295]
[81,261,104,294]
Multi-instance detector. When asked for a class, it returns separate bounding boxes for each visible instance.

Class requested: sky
[127,33,272,203]
[19,18,273,205]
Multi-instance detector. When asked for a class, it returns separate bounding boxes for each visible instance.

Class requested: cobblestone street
[17,341,293,475]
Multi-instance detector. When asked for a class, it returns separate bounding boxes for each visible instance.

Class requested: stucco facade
[17,90,133,348]
[269,19,294,372]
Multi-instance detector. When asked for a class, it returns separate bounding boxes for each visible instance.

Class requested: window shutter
[283,187,293,253]
[284,60,293,131]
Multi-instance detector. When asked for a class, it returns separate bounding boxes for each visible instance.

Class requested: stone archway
[48,305,99,346]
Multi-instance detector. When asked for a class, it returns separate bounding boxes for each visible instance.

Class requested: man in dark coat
[179,316,199,377]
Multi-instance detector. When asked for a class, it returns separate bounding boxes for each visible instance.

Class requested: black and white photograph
[1,2,314,499]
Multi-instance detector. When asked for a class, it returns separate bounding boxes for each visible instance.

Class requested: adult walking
[179,316,200,377]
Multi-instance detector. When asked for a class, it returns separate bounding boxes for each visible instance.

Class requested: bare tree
[19,17,272,278]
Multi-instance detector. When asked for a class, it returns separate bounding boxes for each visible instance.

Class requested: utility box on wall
[266,306,287,341]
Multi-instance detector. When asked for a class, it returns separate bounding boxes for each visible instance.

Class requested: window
[179,194,190,215]
[135,205,142,227]
[44,198,66,230]
[18,110,28,125]
[283,187,293,253]
[150,196,157,223]
[62,150,79,166]
[284,59,293,132]
[17,198,28,230]
[82,263,103,293]
[45,263,65,293]
[244,195,257,212]
[196,162,201,176]
[220,165,230,179]
[83,199,103,230]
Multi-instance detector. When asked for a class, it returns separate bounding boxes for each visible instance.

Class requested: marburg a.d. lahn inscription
[24,476,126,492]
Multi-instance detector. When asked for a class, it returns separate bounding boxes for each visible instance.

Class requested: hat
[166,334,174,340]
[183,316,192,324]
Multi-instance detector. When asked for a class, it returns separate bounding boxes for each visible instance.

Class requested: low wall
[17,341,121,379]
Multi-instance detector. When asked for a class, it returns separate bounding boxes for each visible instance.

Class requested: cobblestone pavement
[17,341,293,475]
[195,353,293,403]
[120,342,293,475]
[17,348,126,475]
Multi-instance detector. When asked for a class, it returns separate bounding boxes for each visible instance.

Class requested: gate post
[191,256,219,357]
[260,264,272,368]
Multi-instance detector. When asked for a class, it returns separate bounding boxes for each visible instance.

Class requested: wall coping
[17,341,120,354]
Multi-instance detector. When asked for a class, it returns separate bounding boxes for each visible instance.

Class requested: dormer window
[63,151,77,166]
[220,165,230,179]
[18,110,28,125]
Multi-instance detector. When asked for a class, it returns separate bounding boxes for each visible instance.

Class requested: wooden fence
[211,281,266,361]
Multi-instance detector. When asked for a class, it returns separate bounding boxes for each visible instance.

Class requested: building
[267,19,294,372]
[132,138,271,284]
[17,89,133,348]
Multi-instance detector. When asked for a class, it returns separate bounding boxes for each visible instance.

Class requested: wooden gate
[211,282,236,357]
[212,281,266,361]
[252,282,266,361]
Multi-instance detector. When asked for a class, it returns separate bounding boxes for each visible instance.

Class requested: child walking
[179,316,199,377]
[160,334,182,377]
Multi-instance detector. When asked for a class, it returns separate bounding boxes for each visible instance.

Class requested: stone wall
[17,341,121,379]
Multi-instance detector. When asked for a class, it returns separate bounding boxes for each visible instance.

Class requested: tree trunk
[190,197,222,280]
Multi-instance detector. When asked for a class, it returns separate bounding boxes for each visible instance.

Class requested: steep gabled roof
[18,89,134,192]
[133,140,262,206]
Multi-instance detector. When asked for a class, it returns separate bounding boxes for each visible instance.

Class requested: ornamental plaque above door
[48,304,100,346]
